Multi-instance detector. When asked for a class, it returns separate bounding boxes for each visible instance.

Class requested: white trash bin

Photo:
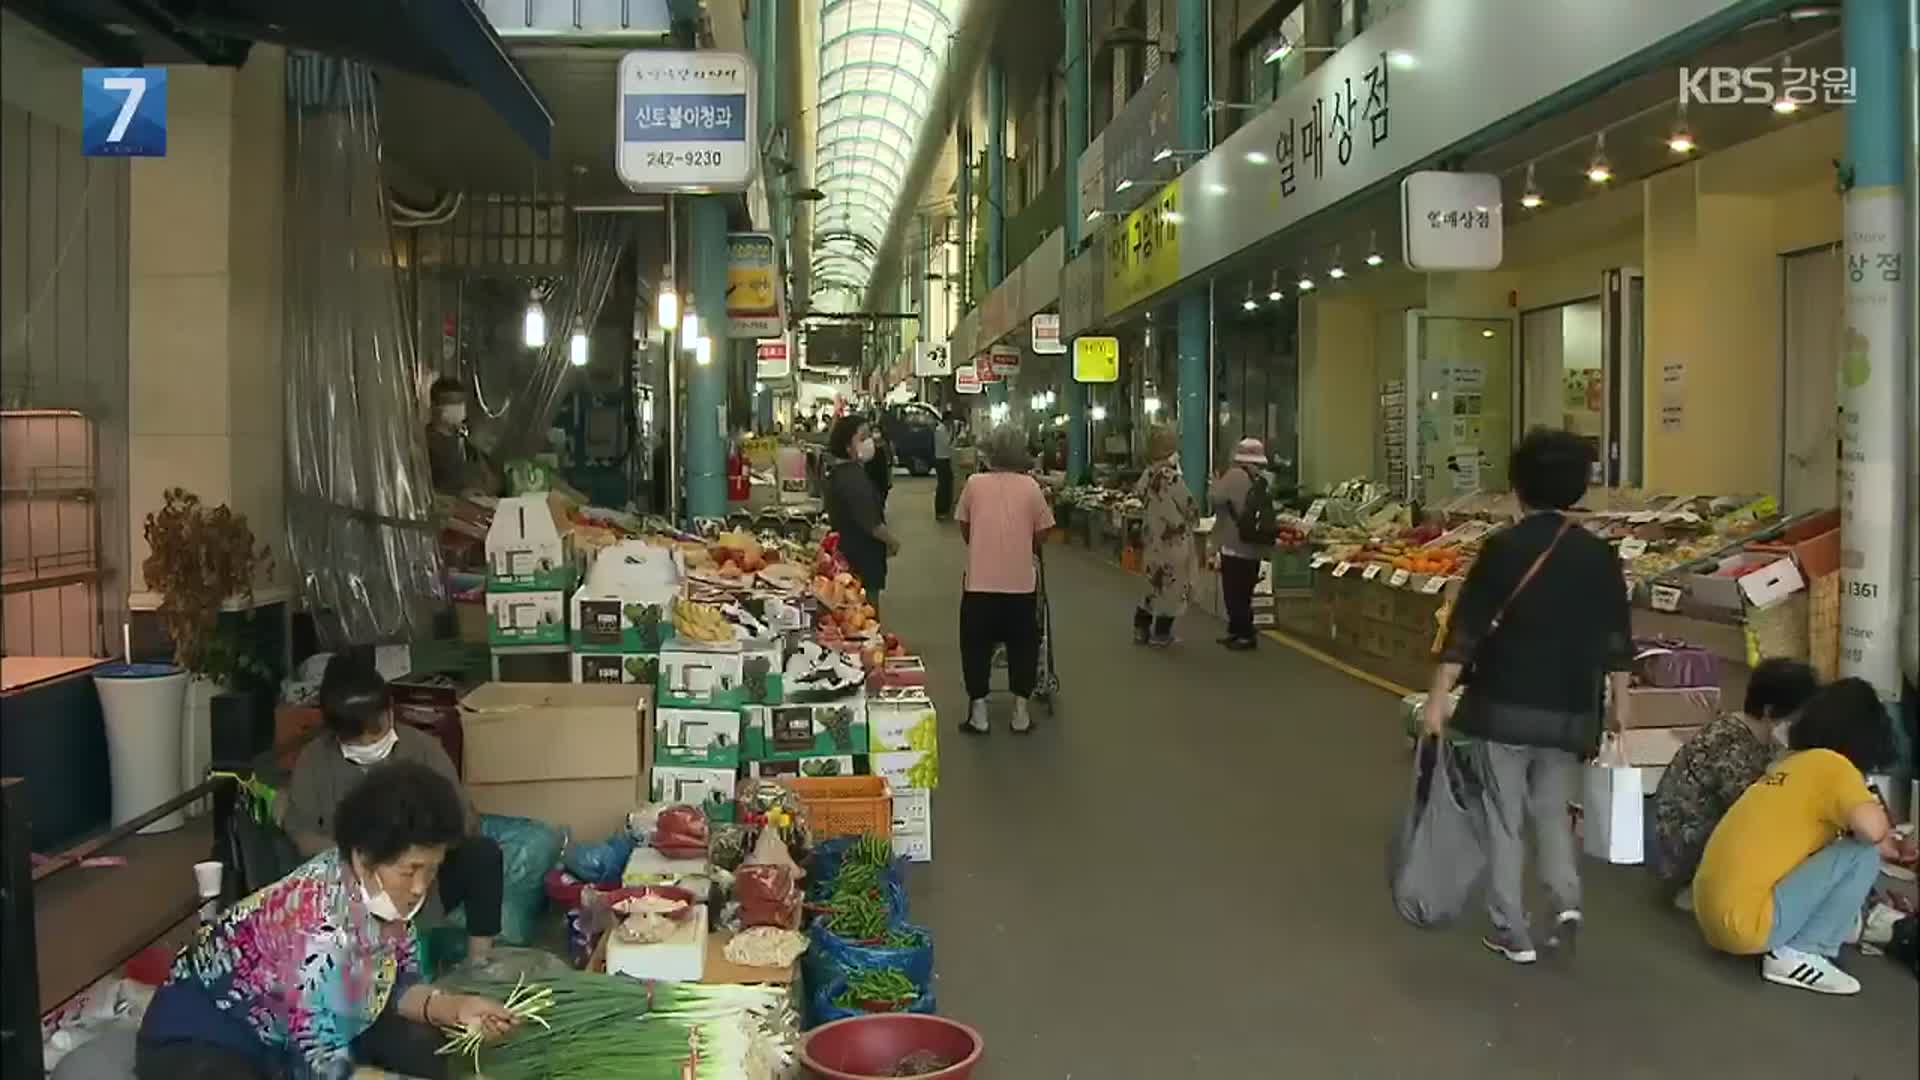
[93,663,189,833]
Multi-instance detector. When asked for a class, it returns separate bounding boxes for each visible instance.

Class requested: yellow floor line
[1075,543,1417,698]
[1258,627,1418,698]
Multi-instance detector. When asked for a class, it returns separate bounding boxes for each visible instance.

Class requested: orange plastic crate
[782,776,892,838]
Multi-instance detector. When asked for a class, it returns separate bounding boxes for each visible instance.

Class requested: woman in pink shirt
[954,424,1055,734]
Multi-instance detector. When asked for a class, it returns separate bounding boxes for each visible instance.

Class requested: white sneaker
[1010,696,1033,734]
[1672,886,1694,913]
[1762,947,1861,996]
[960,700,989,734]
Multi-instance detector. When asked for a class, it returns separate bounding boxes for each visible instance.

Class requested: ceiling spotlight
[1263,37,1294,65]
[1328,263,1346,280]
[1114,177,1135,193]
[1667,99,1697,153]
[1520,161,1545,209]
[1366,252,1384,267]
[1245,150,1270,165]
[1296,271,1315,291]
[1772,55,1800,113]
[1152,146,1173,163]
[1267,272,1283,302]
[1086,208,1103,223]
[1585,133,1613,184]
[1242,284,1258,311]
[1365,229,1384,266]
[1386,49,1417,70]
[1480,328,1496,339]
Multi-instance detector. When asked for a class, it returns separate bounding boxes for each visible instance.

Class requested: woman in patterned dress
[137,762,517,1079]
[1132,427,1198,647]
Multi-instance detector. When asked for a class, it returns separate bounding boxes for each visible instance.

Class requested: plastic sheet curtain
[283,55,442,646]
[473,213,634,459]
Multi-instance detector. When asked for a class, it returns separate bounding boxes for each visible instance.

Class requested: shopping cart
[990,547,1059,709]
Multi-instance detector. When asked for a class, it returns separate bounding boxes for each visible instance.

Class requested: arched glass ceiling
[813,0,962,309]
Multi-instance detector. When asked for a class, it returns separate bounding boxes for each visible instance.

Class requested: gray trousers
[1474,739,1583,946]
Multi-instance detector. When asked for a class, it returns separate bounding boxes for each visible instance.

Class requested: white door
[1404,310,1520,506]
[1779,245,1842,510]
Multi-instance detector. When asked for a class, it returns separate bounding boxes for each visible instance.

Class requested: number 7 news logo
[82,68,167,157]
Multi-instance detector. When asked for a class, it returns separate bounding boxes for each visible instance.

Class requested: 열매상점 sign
[82,67,166,157]
[725,232,782,337]
[1073,336,1120,383]
[617,51,755,192]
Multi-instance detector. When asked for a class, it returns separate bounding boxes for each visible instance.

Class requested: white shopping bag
[1582,733,1645,865]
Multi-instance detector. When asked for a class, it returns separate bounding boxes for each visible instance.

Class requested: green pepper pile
[833,968,918,1011]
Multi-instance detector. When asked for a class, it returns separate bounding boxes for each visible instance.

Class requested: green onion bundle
[433,971,793,1079]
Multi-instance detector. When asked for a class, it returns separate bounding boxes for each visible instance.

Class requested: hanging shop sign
[616,50,756,193]
[975,355,1003,383]
[914,339,952,376]
[988,345,1022,377]
[755,337,790,379]
[954,365,983,394]
[1061,0,1762,311]
[724,232,783,337]
[1072,336,1120,384]
[1103,180,1182,317]
[1031,313,1064,354]
[1400,172,1504,271]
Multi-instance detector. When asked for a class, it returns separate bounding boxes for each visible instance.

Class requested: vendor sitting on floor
[1652,658,1819,909]
[281,655,503,965]
[138,762,518,1079]
[1692,677,1910,996]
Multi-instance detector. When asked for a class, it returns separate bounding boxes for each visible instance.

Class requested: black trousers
[440,833,505,938]
[1220,553,1261,640]
[960,590,1038,700]
[933,460,954,518]
[137,1010,449,1080]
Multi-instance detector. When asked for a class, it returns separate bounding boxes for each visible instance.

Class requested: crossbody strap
[1486,517,1573,634]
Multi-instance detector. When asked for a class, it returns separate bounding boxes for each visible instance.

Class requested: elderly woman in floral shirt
[1131,426,1198,647]
[1652,658,1818,908]
[138,762,517,1079]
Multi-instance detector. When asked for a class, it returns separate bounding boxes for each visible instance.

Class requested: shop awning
[7,0,552,157]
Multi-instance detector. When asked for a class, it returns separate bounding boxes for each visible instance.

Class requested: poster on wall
[725,232,783,337]
[1659,360,1686,433]
[1838,187,1903,701]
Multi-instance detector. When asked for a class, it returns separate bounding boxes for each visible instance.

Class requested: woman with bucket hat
[1210,437,1276,651]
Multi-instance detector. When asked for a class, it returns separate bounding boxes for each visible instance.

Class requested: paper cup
[193,860,224,899]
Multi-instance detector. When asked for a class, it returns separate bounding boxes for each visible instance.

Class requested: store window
[1215,299,1300,488]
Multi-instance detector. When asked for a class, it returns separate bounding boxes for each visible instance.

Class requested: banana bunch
[672,595,734,643]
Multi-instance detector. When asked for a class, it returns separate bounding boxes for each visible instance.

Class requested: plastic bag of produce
[562,830,635,884]
[806,836,904,900]
[475,814,566,946]
[651,804,710,858]
[808,972,936,1029]
[806,920,933,989]
[735,864,801,929]
[1632,639,1719,688]
[1388,737,1487,928]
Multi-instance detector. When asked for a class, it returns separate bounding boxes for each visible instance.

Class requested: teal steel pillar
[688,197,730,519]
[1841,0,1914,789]
[1174,0,1209,494]
[986,62,1008,406]
[1062,0,1089,482]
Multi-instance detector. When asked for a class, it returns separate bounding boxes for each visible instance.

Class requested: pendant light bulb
[568,318,588,367]
[1585,133,1613,184]
[681,309,700,349]
[1520,162,1545,209]
[1772,55,1799,113]
[1364,229,1385,267]
[656,286,678,331]
[523,297,547,348]
[1242,283,1258,311]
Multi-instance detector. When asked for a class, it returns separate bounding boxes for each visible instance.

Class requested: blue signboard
[82,68,167,157]
[622,93,749,142]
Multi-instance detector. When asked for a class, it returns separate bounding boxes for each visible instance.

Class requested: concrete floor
[881,477,1917,1079]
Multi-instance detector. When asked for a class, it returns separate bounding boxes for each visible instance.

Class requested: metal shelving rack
[0,410,101,658]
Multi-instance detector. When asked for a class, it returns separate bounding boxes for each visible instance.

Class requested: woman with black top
[824,415,900,604]
[1421,428,1634,966]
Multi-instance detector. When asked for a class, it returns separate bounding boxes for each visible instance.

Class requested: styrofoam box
[1620,726,1699,767]
[605,904,707,982]
[891,826,932,863]
[890,788,931,832]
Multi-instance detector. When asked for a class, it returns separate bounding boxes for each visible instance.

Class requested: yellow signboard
[1073,335,1120,383]
[1103,180,1181,316]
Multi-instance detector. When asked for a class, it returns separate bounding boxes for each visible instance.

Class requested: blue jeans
[1765,839,1881,958]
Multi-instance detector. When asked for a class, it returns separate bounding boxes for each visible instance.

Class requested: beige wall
[128,48,287,597]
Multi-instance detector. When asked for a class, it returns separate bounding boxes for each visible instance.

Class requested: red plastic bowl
[800,1014,983,1079]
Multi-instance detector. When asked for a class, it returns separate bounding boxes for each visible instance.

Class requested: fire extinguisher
[726,442,749,503]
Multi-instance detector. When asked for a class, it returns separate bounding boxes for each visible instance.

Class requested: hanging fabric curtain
[472,212,635,461]
[283,54,442,646]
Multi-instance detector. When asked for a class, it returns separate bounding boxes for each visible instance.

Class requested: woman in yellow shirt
[1692,678,1905,996]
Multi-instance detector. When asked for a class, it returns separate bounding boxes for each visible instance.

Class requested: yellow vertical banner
[1102,180,1182,317]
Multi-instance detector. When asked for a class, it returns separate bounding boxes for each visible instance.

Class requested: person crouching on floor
[281,655,504,966]
[1651,658,1819,911]
[1692,677,1912,995]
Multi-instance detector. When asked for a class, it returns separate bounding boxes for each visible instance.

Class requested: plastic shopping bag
[1582,734,1645,865]
[1389,737,1487,927]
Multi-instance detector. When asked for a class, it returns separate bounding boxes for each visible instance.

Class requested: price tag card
[1310,553,1332,569]
[1302,499,1327,526]
[1618,538,1648,560]
[1388,568,1412,588]
[1420,575,1449,594]
[1333,562,1355,577]
[1649,583,1683,613]
[1361,564,1384,581]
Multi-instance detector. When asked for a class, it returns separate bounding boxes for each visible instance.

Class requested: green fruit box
[571,595,669,654]
[742,700,869,761]
[654,707,744,768]
[571,652,660,685]
[486,590,568,645]
[648,765,739,823]
[745,755,857,780]
[655,639,783,709]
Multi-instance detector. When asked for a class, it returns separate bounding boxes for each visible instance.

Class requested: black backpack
[1235,469,1280,546]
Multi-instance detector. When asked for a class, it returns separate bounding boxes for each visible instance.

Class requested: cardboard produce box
[461,683,652,840]
[744,699,869,761]
[872,748,939,791]
[657,639,745,706]
[648,765,738,822]
[486,494,578,591]
[655,707,743,768]
[867,689,937,752]
[572,595,670,653]
[487,590,568,645]
[1620,725,1700,767]
[745,755,857,780]
[1625,686,1720,729]
[572,652,659,685]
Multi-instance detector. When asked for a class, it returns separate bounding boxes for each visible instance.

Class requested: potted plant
[114,489,274,824]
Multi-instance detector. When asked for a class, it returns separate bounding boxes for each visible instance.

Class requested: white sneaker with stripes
[1762,947,1861,995]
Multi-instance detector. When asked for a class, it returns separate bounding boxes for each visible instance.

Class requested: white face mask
[340,725,398,766]
[437,403,467,426]
[360,877,427,923]
[854,438,876,462]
